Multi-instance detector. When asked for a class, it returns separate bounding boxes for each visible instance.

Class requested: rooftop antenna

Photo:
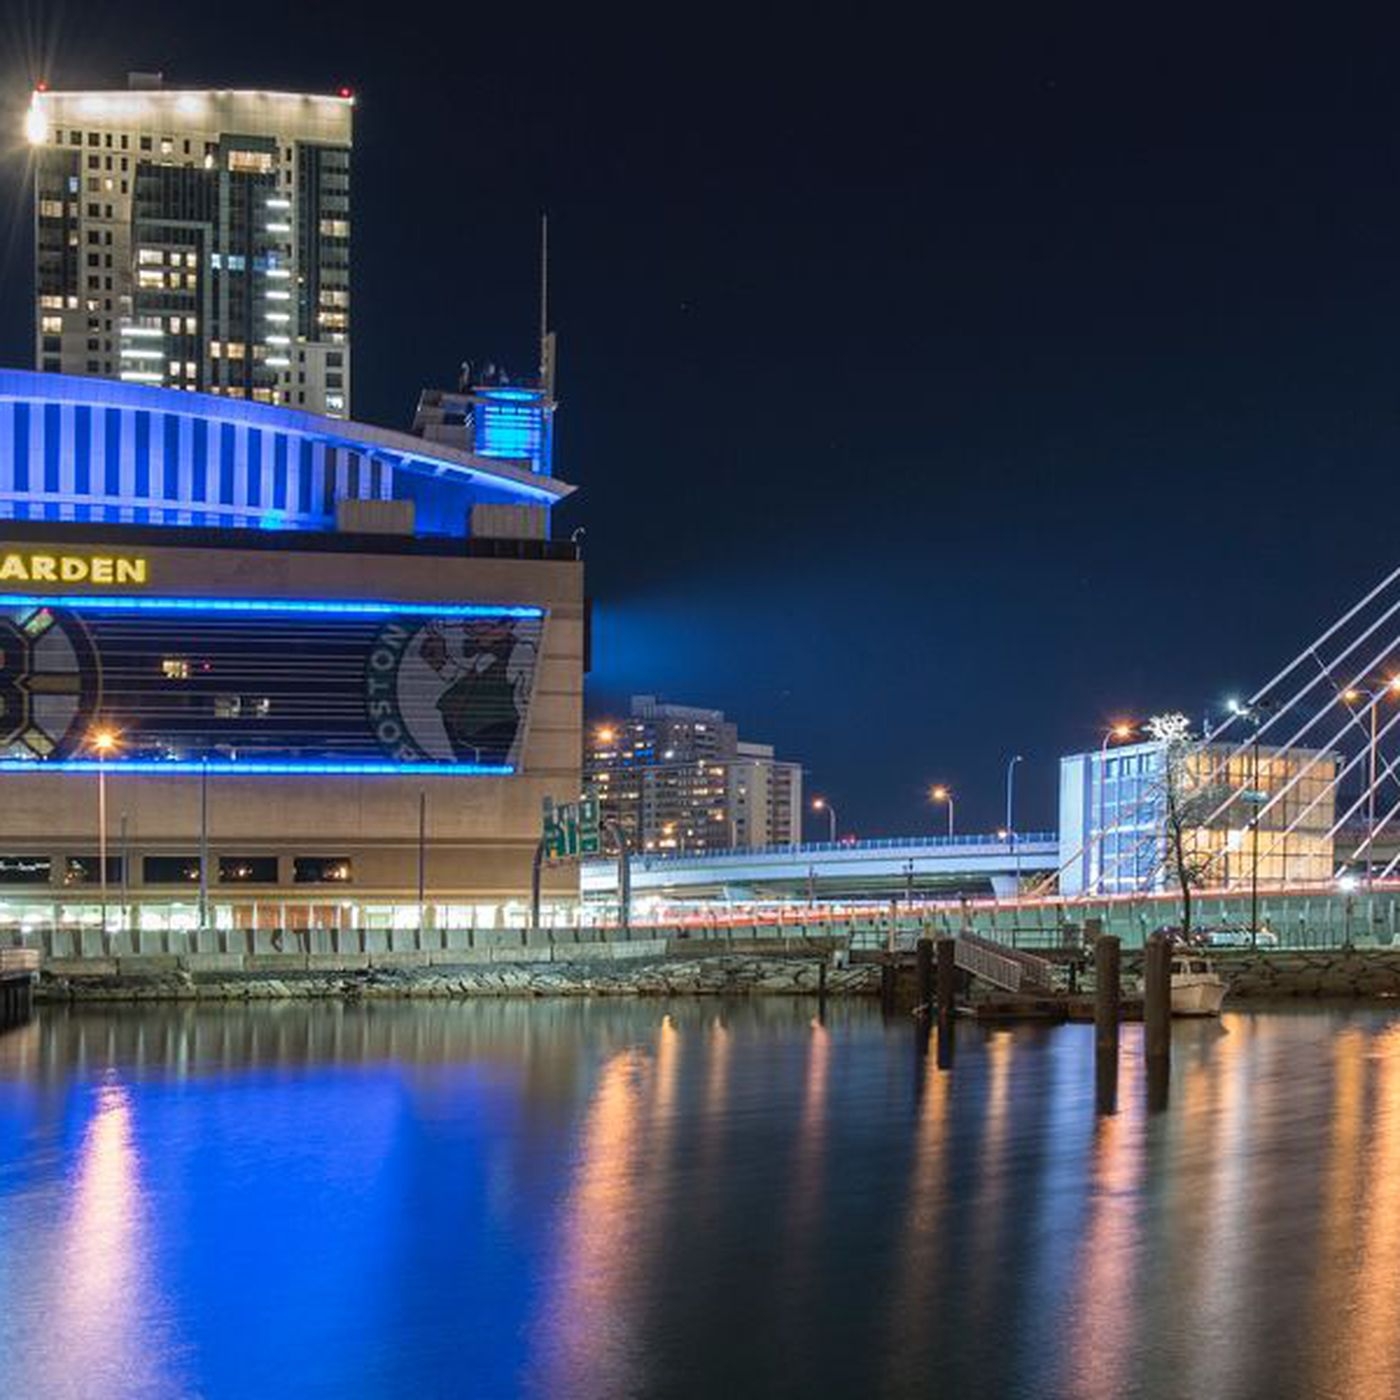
[538,212,557,399]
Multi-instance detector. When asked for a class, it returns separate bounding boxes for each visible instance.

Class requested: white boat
[1170,954,1226,1017]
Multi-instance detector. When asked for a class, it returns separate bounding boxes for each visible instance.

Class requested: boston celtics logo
[0,606,99,759]
[365,615,541,766]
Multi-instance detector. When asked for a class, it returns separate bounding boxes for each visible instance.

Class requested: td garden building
[0,369,583,938]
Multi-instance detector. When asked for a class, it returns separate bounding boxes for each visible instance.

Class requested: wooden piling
[880,958,896,1015]
[1094,935,1120,1113]
[1144,932,1171,1109]
[916,937,934,1017]
[936,938,956,1023]
[934,937,957,1068]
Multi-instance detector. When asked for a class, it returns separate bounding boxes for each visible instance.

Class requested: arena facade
[0,369,583,938]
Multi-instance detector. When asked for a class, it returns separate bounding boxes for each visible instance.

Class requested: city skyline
[4,8,1400,836]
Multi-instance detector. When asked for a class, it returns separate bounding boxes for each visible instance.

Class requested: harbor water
[0,999,1395,1399]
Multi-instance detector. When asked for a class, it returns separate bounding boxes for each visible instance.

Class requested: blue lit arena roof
[0,370,573,537]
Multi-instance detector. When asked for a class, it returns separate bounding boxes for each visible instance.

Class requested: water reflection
[4,1003,1400,1398]
[530,1046,653,1397]
[11,1077,181,1399]
[1334,1024,1400,1400]
[1065,1051,1143,1400]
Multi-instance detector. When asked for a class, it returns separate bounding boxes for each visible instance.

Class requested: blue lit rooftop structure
[0,370,573,537]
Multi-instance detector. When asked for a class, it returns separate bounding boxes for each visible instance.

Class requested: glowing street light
[929,785,954,837]
[89,728,119,946]
[24,93,48,146]
[811,796,837,844]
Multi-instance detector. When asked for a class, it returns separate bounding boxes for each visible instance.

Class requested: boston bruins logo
[0,607,99,760]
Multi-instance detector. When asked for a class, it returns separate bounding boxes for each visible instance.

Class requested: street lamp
[929,785,954,837]
[1227,698,1276,945]
[90,728,118,949]
[1342,677,1400,887]
[1005,754,1024,893]
[1098,722,1136,894]
[1004,755,1023,837]
[811,796,837,844]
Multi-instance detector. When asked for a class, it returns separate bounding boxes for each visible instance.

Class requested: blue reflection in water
[2,1002,1400,1398]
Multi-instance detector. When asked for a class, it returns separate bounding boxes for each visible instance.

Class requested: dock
[0,948,39,1029]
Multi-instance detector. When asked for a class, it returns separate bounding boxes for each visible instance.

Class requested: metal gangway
[952,933,1057,994]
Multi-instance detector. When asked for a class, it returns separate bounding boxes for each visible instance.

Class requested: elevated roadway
[582,832,1060,904]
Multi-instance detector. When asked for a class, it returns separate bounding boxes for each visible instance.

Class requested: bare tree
[1145,713,1221,942]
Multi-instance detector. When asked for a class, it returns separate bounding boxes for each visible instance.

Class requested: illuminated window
[0,856,51,885]
[228,149,274,174]
[38,198,64,218]
[144,856,200,884]
[64,856,122,886]
[294,857,352,884]
[40,315,62,334]
[318,218,350,238]
[218,857,277,884]
[39,294,63,309]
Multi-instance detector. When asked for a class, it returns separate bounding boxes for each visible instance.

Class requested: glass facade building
[1059,740,1338,897]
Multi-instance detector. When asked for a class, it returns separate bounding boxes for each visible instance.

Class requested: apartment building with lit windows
[28,74,352,416]
[587,696,803,854]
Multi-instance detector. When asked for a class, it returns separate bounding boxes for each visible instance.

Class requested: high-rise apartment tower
[587,696,804,854]
[28,74,352,416]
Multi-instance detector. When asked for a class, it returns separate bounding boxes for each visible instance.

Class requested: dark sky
[2,4,1400,837]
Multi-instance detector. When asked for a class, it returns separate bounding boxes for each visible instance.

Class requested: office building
[587,696,803,854]
[0,367,581,935]
[28,75,353,415]
[1059,737,1337,897]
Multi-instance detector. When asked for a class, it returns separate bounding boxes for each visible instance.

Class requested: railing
[953,938,1028,993]
[958,933,1057,989]
[606,832,1060,867]
[0,948,39,976]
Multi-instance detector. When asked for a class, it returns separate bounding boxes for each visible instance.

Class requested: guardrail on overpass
[583,833,1061,902]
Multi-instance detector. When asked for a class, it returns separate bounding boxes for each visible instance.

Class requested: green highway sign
[542,791,602,861]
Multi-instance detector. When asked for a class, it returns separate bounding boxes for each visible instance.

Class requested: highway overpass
[581,832,1060,905]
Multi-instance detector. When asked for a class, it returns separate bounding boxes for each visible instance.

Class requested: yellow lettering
[0,553,149,586]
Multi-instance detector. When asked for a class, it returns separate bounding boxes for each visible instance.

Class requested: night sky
[2,6,1400,837]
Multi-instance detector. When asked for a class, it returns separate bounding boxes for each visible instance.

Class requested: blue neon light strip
[0,594,544,619]
[0,760,515,776]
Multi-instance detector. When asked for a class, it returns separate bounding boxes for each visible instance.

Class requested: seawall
[37,952,879,1003]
